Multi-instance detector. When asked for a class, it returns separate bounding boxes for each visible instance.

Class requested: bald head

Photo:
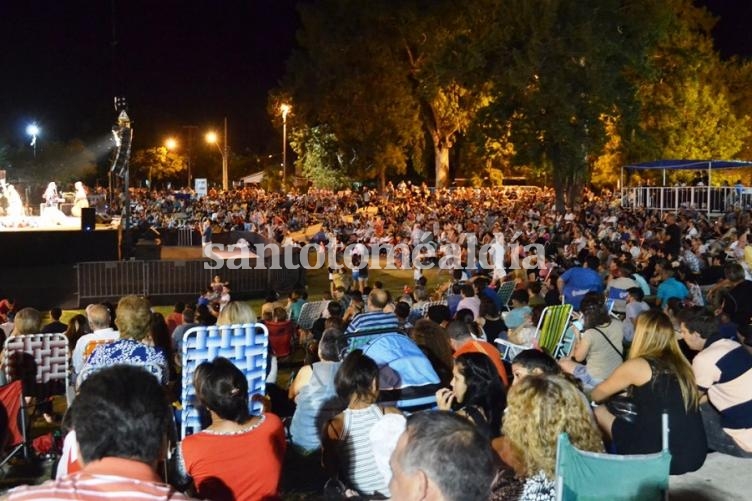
[86,304,111,331]
[368,288,389,311]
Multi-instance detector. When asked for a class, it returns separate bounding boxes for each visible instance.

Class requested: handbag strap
[593,326,624,358]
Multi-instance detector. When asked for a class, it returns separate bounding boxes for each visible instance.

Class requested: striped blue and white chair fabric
[180,322,268,439]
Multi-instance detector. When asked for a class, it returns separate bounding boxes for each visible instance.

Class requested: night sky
[0,0,749,157]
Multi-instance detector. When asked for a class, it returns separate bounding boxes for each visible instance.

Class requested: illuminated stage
[0,216,120,265]
[0,215,114,232]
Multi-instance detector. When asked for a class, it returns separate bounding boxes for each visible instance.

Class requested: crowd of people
[1,180,752,500]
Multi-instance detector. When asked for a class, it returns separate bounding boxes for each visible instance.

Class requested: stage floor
[0,215,118,232]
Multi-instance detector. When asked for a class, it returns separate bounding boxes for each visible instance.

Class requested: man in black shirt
[41,307,67,334]
[663,213,681,260]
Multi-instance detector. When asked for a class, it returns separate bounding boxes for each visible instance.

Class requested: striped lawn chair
[419,299,448,318]
[297,300,329,331]
[180,323,268,438]
[496,281,516,312]
[3,333,69,397]
[495,304,573,362]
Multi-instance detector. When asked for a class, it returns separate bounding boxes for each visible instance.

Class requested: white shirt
[72,328,119,374]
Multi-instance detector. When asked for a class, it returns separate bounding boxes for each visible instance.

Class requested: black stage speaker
[81,207,96,232]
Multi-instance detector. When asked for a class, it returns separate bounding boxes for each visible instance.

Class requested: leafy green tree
[480,0,672,210]
[289,125,350,190]
[283,0,496,189]
[130,146,187,187]
[726,59,752,160]
[629,0,750,166]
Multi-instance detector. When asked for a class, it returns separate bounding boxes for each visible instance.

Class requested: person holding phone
[559,292,624,391]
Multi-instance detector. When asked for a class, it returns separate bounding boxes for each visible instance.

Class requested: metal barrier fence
[620,186,752,214]
[77,259,305,306]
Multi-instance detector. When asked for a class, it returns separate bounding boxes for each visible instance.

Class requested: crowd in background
[1,181,752,500]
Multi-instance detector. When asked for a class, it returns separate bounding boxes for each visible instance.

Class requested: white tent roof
[240,171,264,184]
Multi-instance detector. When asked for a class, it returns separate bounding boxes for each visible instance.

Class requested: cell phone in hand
[572,319,584,331]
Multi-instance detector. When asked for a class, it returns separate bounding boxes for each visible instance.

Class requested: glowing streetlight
[26,123,40,157]
[280,103,291,185]
[165,137,178,150]
[205,117,229,190]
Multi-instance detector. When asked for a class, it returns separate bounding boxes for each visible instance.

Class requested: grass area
[51,252,448,323]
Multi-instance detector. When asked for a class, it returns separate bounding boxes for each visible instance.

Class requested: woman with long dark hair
[436,352,507,439]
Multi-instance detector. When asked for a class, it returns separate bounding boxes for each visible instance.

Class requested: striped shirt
[693,338,752,452]
[338,405,390,497]
[346,311,399,334]
[8,457,195,500]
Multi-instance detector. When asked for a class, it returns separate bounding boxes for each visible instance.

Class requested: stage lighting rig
[110,97,132,177]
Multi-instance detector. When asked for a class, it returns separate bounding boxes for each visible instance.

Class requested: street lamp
[205,117,229,190]
[280,103,291,186]
[164,137,178,151]
[26,123,40,157]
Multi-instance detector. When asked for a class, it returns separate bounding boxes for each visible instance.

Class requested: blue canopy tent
[622,159,752,214]
[622,159,752,187]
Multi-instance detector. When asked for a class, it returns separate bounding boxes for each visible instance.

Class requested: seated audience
[175,357,285,501]
[623,287,650,343]
[448,320,509,387]
[171,307,197,353]
[9,307,42,336]
[678,307,752,458]
[591,310,707,474]
[345,289,398,334]
[72,303,118,375]
[165,302,185,335]
[435,352,506,439]
[388,411,497,501]
[559,292,624,390]
[501,375,604,500]
[80,296,168,386]
[323,350,400,498]
[410,319,454,386]
[41,307,67,334]
[7,365,192,500]
[288,328,347,453]
[265,306,295,359]
[510,348,562,385]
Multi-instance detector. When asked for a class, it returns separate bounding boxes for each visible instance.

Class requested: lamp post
[205,117,229,190]
[280,104,291,186]
[26,123,40,157]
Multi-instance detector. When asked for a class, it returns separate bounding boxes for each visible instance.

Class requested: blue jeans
[700,402,752,458]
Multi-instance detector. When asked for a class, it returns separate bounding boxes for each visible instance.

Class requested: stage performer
[43,182,59,206]
[72,181,89,217]
[5,184,24,220]
[41,181,67,225]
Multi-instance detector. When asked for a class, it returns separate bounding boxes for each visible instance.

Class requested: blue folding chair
[180,323,268,438]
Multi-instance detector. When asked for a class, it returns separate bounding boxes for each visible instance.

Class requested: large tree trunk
[435,144,450,188]
[379,167,386,193]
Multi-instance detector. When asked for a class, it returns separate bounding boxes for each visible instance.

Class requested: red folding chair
[0,380,29,468]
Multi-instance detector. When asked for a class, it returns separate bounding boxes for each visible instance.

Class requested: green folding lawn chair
[555,414,671,501]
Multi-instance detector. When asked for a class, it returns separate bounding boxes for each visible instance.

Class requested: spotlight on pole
[26,123,40,156]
